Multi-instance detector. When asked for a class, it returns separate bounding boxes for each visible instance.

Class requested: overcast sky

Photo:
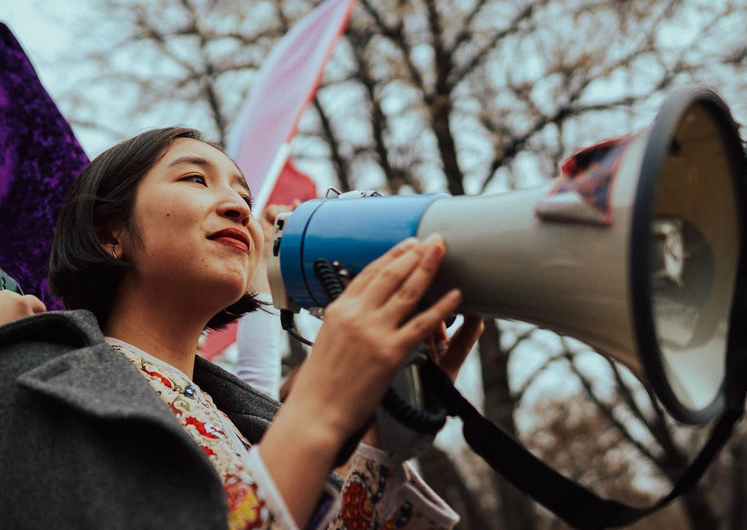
[2,0,115,153]
[3,1,81,93]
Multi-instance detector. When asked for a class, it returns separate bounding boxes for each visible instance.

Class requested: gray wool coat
[0,310,337,529]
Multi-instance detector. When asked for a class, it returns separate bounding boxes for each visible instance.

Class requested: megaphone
[268,87,747,427]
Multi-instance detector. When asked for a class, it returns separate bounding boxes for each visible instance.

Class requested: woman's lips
[212,237,249,253]
[208,228,251,254]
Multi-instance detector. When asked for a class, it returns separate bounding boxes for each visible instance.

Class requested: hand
[284,234,462,441]
[428,316,484,382]
[0,291,46,327]
[258,235,461,527]
[259,201,302,248]
[358,317,484,452]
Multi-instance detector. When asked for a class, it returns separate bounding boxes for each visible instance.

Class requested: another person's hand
[428,316,484,382]
[0,291,46,327]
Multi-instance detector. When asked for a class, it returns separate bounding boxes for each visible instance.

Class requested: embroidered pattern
[340,480,374,529]
[111,342,271,530]
[331,451,454,530]
[110,340,456,530]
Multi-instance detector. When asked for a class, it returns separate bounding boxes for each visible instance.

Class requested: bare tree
[56,1,747,528]
[521,396,692,530]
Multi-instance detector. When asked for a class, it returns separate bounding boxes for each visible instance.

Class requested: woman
[0,128,483,530]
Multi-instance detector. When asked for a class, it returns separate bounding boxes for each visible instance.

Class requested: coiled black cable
[280,259,347,348]
[314,258,447,435]
[381,385,446,434]
[313,259,345,301]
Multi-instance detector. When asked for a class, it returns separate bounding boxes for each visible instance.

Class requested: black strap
[420,359,744,530]
[311,256,747,528]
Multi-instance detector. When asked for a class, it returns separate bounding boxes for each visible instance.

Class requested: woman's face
[120,138,263,310]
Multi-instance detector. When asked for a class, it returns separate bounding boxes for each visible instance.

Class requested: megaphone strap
[419,359,742,530]
[301,255,747,528]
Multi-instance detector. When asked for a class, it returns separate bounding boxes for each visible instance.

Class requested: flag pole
[254,143,291,213]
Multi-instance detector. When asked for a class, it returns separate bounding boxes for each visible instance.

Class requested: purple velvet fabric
[0,23,89,308]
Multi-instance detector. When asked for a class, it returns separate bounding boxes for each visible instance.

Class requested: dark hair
[49,127,262,330]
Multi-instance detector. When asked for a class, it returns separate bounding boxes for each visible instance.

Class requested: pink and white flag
[225,0,356,212]
[203,0,356,361]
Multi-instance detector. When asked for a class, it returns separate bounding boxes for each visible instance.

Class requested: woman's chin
[211,278,252,306]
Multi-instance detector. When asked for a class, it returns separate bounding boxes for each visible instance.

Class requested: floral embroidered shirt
[106,338,458,530]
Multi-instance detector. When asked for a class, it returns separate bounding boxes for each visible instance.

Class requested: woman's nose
[217,193,251,227]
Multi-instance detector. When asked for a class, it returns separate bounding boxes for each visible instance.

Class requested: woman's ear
[96,220,127,260]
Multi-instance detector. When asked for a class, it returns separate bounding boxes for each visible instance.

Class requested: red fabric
[202,321,239,360]
[202,161,316,360]
[225,0,356,212]
[267,159,317,206]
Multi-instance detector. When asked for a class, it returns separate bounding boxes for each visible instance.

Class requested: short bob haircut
[48,127,262,330]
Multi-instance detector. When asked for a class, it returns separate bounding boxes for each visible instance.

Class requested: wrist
[271,398,347,458]
[258,404,344,527]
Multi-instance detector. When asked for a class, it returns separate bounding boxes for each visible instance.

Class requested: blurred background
[3,0,747,528]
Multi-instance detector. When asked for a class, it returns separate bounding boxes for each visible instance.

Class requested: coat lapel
[9,309,279,445]
[17,342,181,431]
[193,356,279,444]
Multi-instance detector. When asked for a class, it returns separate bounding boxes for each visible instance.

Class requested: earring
[111,248,118,260]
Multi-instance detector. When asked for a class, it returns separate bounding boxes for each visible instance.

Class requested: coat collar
[10,309,187,432]
[10,310,279,442]
[18,342,183,429]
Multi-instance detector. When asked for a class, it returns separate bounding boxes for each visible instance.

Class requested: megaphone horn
[268,87,747,426]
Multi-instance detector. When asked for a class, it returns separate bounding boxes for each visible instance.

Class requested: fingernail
[398,237,419,249]
[446,288,462,304]
[423,233,444,246]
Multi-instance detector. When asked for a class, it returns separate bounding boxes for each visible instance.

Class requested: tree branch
[447,1,548,91]
[446,0,490,56]
[355,0,429,97]
[312,97,352,191]
[180,0,227,143]
[347,30,400,192]
[562,344,672,479]
[420,0,467,195]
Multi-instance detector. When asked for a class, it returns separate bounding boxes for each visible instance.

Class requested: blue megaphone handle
[279,194,446,308]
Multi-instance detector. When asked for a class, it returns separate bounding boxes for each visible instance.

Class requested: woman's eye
[241,195,254,210]
[182,175,207,185]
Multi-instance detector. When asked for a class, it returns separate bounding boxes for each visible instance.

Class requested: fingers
[398,289,462,351]
[0,292,46,327]
[438,316,484,381]
[342,237,419,297]
[268,204,288,220]
[381,236,445,317]
[24,295,47,314]
[435,321,448,342]
[263,203,299,224]
[349,235,445,308]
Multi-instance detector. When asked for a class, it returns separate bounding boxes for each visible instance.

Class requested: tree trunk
[729,434,747,530]
[479,318,537,530]
[681,485,719,530]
